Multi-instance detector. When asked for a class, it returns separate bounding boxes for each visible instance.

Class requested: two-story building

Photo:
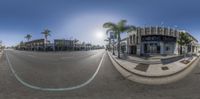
[54,39,75,51]
[127,26,198,56]
[19,39,51,51]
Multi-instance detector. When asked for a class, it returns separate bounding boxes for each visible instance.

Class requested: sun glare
[95,30,104,39]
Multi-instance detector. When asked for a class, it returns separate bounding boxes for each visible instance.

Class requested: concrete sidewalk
[109,51,198,77]
[0,51,2,58]
[126,55,161,64]
[112,51,181,64]
[108,51,200,84]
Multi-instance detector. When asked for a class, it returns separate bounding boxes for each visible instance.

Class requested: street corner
[107,51,200,85]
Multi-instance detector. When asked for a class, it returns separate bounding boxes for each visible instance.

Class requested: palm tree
[24,34,32,50]
[105,31,117,55]
[25,34,32,42]
[41,29,51,51]
[177,32,193,61]
[177,32,192,55]
[103,20,136,58]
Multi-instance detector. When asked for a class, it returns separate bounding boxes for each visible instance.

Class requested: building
[18,39,51,51]
[53,39,94,51]
[54,39,92,51]
[54,39,75,51]
[186,33,199,54]
[120,38,128,53]
[127,26,198,56]
[17,38,104,51]
[196,44,200,56]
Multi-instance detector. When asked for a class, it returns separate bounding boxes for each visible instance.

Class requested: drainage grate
[135,63,149,72]
[162,66,169,70]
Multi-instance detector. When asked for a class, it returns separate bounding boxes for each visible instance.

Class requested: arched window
[133,34,135,44]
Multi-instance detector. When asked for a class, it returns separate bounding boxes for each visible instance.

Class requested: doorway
[144,43,160,54]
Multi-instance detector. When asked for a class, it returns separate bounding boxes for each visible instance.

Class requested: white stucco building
[127,26,198,56]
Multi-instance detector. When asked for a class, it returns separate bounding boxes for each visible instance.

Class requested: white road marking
[5,51,105,91]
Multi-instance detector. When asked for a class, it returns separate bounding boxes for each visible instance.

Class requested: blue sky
[0,0,200,46]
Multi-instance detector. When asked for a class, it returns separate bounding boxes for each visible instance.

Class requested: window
[164,28,168,35]
[151,27,156,35]
[165,46,170,51]
[133,35,135,44]
[129,36,132,44]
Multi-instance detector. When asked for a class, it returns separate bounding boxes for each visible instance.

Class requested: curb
[107,51,200,78]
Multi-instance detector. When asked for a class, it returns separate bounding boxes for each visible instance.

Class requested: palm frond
[117,20,127,31]
[41,29,51,36]
[25,34,32,38]
[103,22,117,28]
[117,20,127,26]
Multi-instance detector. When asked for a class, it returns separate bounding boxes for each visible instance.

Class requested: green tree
[25,34,32,42]
[177,32,193,55]
[41,29,51,51]
[103,20,136,58]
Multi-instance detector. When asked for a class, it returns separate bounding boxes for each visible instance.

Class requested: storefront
[141,35,177,55]
[127,26,198,56]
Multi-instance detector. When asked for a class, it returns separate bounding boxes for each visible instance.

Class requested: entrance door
[130,46,136,54]
[157,45,160,53]
[151,43,158,54]
[144,43,160,54]
[144,43,149,53]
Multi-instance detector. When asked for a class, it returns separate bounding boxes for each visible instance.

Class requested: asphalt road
[0,49,200,99]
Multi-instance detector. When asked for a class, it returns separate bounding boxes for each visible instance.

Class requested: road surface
[0,49,200,99]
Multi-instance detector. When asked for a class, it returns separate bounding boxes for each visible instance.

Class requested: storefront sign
[141,35,176,42]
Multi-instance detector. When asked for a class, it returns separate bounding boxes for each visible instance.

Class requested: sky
[0,0,200,46]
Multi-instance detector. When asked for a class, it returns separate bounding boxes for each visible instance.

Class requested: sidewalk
[0,51,2,58]
[108,51,199,77]
[112,51,181,64]
[125,55,161,64]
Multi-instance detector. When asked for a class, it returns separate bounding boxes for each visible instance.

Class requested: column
[137,44,141,56]
[160,42,164,54]
[174,43,179,55]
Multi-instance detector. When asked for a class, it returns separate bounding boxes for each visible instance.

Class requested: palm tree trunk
[180,45,182,55]
[112,39,115,55]
[117,33,121,58]
[27,39,30,50]
[44,37,47,51]
[184,45,187,61]
[109,38,111,51]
